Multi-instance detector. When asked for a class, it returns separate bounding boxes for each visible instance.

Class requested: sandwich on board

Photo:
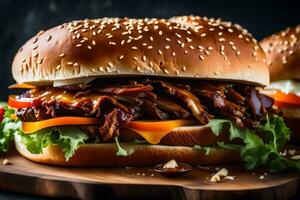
[260,25,300,145]
[0,16,298,172]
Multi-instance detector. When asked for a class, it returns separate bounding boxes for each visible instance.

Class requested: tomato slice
[264,90,300,106]
[8,95,38,109]
[22,117,99,133]
[8,83,36,89]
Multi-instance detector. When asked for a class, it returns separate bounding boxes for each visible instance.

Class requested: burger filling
[1,78,299,172]
[14,79,274,139]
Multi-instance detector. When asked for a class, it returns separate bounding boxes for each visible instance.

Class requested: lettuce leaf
[19,126,88,161]
[207,115,297,172]
[0,105,22,152]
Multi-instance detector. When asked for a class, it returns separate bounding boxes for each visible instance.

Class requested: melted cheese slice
[126,120,195,144]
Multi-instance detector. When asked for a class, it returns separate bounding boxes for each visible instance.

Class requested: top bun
[260,25,300,81]
[12,16,268,86]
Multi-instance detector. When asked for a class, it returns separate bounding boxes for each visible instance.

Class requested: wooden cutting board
[0,150,299,200]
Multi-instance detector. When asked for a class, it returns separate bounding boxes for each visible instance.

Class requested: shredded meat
[16,80,276,141]
[150,80,212,124]
[98,109,132,141]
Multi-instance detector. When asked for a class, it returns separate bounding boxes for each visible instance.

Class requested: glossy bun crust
[260,25,300,81]
[13,16,268,86]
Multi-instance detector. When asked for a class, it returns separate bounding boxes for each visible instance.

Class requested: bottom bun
[14,134,240,167]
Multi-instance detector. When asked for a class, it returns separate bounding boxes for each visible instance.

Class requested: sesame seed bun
[12,16,269,86]
[260,25,300,81]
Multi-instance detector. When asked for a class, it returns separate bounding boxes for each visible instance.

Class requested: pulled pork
[16,80,274,141]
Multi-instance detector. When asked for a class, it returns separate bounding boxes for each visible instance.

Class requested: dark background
[1,0,300,101]
[0,0,300,199]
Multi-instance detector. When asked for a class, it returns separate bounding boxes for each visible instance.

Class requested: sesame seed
[172,52,176,56]
[87,46,92,49]
[199,55,205,60]
[175,33,181,38]
[182,66,186,71]
[147,46,153,49]
[219,38,225,42]
[131,46,138,50]
[76,44,82,47]
[228,28,233,33]
[47,35,52,41]
[218,32,223,36]
[181,43,185,48]
[158,50,163,55]
[208,47,214,50]
[133,57,138,61]
[238,34,243,39]
[37,58,43,64]
[121,40,125,45]
[59,53,65,58]
[32,52,38,57]
[67,62,73,65]
[201,33,207,37]
[119,55,124,60]
[198,45,204,50]
[108,62,113,67]
[236,51,241,56]
[92,40,96,45]
[184,50,188,54]
[73,63,79,67]
[165,37,171,42]
[159,30,163,35]
[165,46,170,49]
[186,37,192,42]
[282,56,287,64]
[33,45,38,50]
[220,45,225,51]
[189,45,195,49]
[56,65,61,70]
[164,69,169,74]
[142,55,146,61]
[149,36,154,41]
[109,42,116,45]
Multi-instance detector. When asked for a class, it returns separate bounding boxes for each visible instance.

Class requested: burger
[1,16,297,171]
[260,25,300,144]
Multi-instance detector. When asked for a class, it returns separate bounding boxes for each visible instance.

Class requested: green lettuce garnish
[0,105,22,152]
[19,126,88,161]
[207,115,299,172]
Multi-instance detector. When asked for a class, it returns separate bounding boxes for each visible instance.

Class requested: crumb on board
[210,168,228,183]
[2,159,9,165]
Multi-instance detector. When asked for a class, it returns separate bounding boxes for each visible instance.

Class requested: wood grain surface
[0,149,299,200]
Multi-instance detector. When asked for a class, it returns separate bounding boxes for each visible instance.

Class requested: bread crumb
[288,149,296,156]
[2,159,9,165]
[210,168,228,183]
[150,174,154,177]
[223,176,235,180]
[291,155,300,160]
[259,175,264,179]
